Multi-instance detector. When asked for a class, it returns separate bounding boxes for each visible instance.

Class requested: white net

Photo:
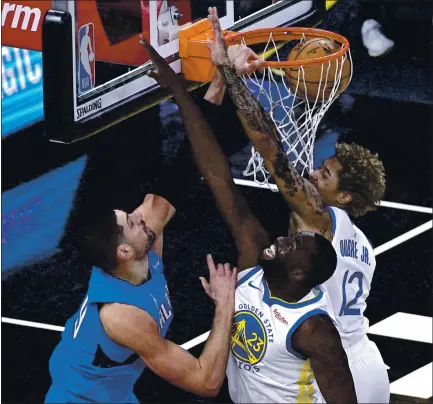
[238,32,352,186]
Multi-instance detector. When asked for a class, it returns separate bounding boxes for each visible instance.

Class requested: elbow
[207,388,221,398]
[194,360,223,397]
[198,375,223,397]
[200,385,221,398]
[191,383,220,398]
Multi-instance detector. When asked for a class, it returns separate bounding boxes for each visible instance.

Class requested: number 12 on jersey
[339,270,364,316]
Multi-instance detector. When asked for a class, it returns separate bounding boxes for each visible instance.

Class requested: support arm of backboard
[42,10,76,143]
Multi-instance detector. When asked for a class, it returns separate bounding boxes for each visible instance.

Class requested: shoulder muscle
[100,303,160,351]
[291,314,340,357]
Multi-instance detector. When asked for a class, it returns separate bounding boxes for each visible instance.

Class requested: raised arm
[139,37,269,270]
[101,255,236,397]
[133,194,176,256]
[206,8,331,234]
[204,69,226,105]
[292,314,357,404]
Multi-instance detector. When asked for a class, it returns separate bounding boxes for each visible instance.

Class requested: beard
[133,227,157,261]
[144,226,157,251]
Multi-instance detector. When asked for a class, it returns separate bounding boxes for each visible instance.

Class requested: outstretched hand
[206,7,264,75]
[205,7,230,68]
[139,35,185,90]
[228,44,264,75]
[200,254,237,307]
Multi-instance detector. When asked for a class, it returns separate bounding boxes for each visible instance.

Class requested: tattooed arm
[235,109,330,233]
[206,7,331,233]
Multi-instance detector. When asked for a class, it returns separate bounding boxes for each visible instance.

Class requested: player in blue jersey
[141,36,357,403]
[205,7,389,403]
[45,194,238,403]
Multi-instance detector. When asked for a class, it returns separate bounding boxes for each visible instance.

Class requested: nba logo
[78,23,95,94]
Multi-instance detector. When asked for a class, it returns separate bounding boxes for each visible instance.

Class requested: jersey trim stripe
[263,281,323,309]
[285,308,330,359]
[327,206,337,234]
[237,265,261,288]
[296,359,315,403]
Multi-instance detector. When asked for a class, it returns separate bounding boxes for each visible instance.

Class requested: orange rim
[224,27,350,68]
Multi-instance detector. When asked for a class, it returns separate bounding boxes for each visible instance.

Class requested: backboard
[2,0,326,143]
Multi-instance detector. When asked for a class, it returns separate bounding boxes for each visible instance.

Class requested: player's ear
[117,243,134,261]
[336,191,352,205]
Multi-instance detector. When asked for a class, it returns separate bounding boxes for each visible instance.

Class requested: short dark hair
[307,233,338,288]
[335,142,386,218]
[78,209,125,272]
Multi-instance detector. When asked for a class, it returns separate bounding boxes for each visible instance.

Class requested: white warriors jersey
[227,266,332,403]
[321,207,376,349]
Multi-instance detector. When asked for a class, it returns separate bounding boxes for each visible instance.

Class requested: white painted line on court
[2,316,212,351]
[373,220,432,256]
[181,331,210,350]
[377,200,432,214]
[390,363,432,399]
[2,217,432,346]
[233,178,279,191]
[3,318,431,399]
[232,178,433,214]
[368,312,432,344]
[1,317,65,332]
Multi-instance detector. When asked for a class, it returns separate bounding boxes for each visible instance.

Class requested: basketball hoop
[180,25,352,185]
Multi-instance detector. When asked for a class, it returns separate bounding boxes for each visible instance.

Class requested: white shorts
[346,337,390,403]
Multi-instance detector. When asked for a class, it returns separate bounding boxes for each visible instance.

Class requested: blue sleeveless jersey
[46,251,173,403]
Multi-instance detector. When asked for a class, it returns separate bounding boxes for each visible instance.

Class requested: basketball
[285,37,352,102]
[89,52,95,62]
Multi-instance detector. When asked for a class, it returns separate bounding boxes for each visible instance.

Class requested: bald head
[260,232,337,289]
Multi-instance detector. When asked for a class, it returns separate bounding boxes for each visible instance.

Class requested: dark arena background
[1,0,432,403]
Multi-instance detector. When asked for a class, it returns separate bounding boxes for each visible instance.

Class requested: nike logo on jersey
[248,281,262,292]
[73,295,88,339]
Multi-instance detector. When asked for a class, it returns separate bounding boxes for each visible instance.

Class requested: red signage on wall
[2,0,192,66]
[1,1,51,51]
